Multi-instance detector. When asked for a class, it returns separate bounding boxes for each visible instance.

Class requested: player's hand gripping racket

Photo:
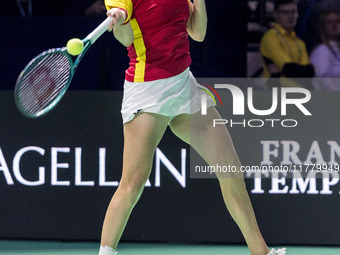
[14,17,113,118]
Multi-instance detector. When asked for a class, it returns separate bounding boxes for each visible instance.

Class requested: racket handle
[85,17,113,44]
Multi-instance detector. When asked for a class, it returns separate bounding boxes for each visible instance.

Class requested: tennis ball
[66,38,84,56]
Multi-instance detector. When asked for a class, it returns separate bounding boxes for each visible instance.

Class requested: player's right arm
[105,0,134,47]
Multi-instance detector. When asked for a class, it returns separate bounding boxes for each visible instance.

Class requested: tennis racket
[14,17,113,118]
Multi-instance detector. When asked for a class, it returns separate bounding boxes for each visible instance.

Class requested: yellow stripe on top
[130,18,146,82]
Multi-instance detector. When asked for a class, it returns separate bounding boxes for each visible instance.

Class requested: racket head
[14,48,74,118]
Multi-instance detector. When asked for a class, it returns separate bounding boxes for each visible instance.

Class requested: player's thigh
[120,112,170,186]
[170,107,241,168]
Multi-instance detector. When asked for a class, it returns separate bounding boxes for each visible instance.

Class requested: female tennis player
[99,1,285,255]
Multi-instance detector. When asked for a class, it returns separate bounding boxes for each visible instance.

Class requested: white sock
[99,245,118,255]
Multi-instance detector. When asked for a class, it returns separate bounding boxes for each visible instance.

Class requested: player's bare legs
[100,113,170,250]
[170,107,270,255]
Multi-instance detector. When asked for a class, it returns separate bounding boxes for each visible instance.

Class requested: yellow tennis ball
[66,38,84,56]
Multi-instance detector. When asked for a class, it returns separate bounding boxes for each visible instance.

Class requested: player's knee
[218,176,246,191]
[119,176,147,205]
[216,170,244,180]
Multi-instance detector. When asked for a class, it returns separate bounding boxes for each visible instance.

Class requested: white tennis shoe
[267,247,286,255]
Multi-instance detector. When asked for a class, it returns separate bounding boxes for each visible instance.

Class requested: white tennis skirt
[121,68,216,124]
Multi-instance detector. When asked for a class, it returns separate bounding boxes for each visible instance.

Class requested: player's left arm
[187,0,207,42]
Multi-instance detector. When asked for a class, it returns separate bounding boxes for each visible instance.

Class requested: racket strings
[17,52,72,116]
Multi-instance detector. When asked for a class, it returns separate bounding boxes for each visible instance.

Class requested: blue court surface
[0,241,339,255]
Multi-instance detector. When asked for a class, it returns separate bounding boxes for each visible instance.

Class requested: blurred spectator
[260,0,315,87]
[310,9,340,90]
[85,0,106,18]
